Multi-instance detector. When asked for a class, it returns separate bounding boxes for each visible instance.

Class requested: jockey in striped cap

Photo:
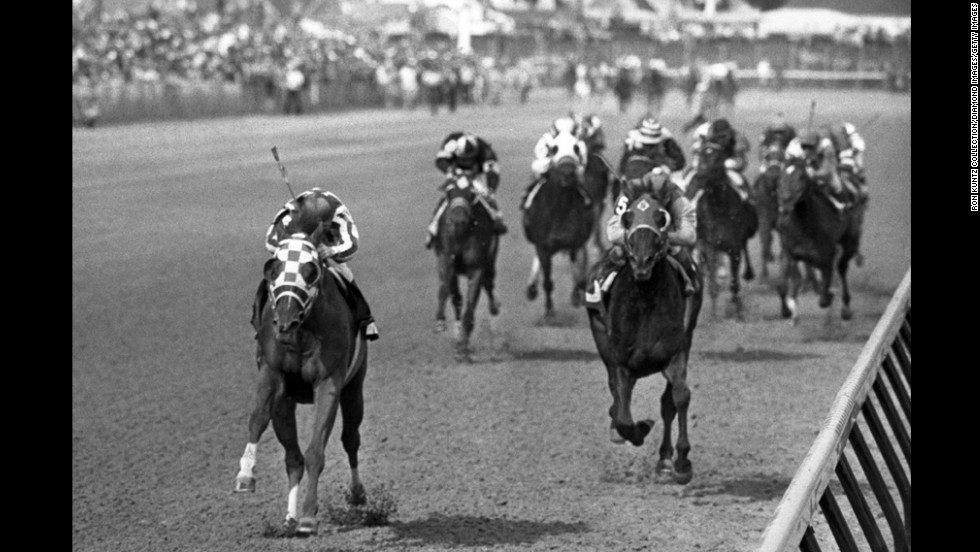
[618,116,687,175]
[256,188,379,341]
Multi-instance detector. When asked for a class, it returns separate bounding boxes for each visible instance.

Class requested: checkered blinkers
[270,236,322,313]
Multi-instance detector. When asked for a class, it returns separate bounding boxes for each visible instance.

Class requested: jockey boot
[521,176,545,211]
[251,278,269,335]
[670,247,700,297]
[345,279,380,341]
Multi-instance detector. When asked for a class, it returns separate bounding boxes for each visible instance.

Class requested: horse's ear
[263,258,277,281]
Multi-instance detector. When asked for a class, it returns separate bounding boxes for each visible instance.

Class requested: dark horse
[687,141,758,320]
[587,192,703,484]
[776,158,863,324]
[752,143,785,279]
[237,208,368,536]
[433,172,500,362]
[584,152,613,251]
[523,147,596,319]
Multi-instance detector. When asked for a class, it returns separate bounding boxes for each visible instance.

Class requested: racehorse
[687,140,758,320]
[587,192,703,484]
[236,215,368,536]
[433,172,501,362]
[776,157,863,324]
[583,152,613,251]
[522,132,596,319]
[752,143,785,279]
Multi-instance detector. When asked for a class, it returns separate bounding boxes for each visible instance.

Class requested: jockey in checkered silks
[255,188,379,341]
[588,167,700,305]
[426,132,507,249]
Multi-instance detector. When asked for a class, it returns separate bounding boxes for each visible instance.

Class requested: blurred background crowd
[72,0,910,126]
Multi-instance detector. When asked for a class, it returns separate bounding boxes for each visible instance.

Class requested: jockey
[258,188,379,341]
[760,113,797,152]
[575,113,606,155]
[426,131,506,249]
[587,167,699,304]
[523,116,592,208]
[786,129,848,202]
[618,116,686,175]
[690,117,751,199]
[835,122,868,202]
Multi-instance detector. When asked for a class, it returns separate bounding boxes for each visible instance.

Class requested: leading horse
[237,207,368,536]
[587,192,703,484]
[433,171,500,362]
[776,157,863,324]
[687,141,758,320]
[522,133,596,319]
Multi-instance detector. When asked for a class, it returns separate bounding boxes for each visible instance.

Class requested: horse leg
[236,363,280,493]
[458,269,484,363]
[484,237,501,316]
[526,255,541,301]
[742,242,755,282]
[817,261,835,309]
[538,247,555,318]
[664,352,693,484]
[340,365,367,506]
[656,381,676,476]
[298,376,343,536]
[449,271,463,338]
[570,247,588,307]
[434,255,450,333]
[271,396,303,529]
[728,250,745,321]
[701,244,719,319]
[607,364,654,447]
[837,244,856,321]
[777,252,801,324]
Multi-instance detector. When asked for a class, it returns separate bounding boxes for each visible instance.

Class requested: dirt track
[72,88,911,552]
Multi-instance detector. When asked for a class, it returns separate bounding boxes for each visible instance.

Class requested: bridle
[624,198,673,266]
[269,235,323,322]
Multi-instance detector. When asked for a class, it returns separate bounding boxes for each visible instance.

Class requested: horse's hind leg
[701,245,720,319]
[817,261,835,309]
[458,269,484,363]
[665,352,693,484]
[271,396,303,528]
[340,364,367,506]
[742,243,755,282]
[435,255,451,333]
[777,253,801,325]
[236,363,280,493]
[728,250,745,321]
[570,247,588,307]
[837,242,857,321]
[298,376,343,536]
[538,247,556,318]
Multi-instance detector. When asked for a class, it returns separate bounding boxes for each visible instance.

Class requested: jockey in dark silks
[619,116,686,175]
[254,188,379,341]
[426,132,507,249]
[831,122,869,203]
[786,129,851,206]
[760,114,797,152]
[587,167,700,305]
[688,117,751,200]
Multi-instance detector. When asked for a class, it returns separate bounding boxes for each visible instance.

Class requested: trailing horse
[237,224,368,536]
[776,157,863,324]
[584,152,613,251]
[587,192,703,484]
[522,135,596,319]
[687,141,758,320]
[752,143,786,279]
[433,172,501,362]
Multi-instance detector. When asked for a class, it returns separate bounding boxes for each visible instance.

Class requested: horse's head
[761,143,786,179]
[442,173,478,241]
[777,157,812,222]
[264,236,323,345]
[621,193,672,282]
[548,132,585,184]
[695,140,727,178]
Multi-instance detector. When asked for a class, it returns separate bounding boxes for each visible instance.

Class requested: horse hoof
[489,298,501,316]
[841,307,853,321]
[819,293,834,309]
[282,517,298,535]
[453,321,463,340]
[609,427,626,444]
[743,269,755,282]
[571,289,583,308]
[434,320,447,333]
[348,483,367,506]
[235,475,255,493]
[672,467,693,485]
[297,517,318,536]
[655,459,674,477]
[637,419,655,438]
[855,253,864,267]
[526,284,538,301]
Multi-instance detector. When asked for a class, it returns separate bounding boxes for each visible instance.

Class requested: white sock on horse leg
[287,484,299,520]
[238,442,257,478]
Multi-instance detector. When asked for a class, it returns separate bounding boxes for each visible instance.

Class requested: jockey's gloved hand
[609,244,627,265]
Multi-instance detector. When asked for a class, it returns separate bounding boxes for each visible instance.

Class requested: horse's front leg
[298,375,343,536]
[435,254,451,332]
[700,243,719,319]
[728,249,745,321]
[816,261,835,309]
[458,268,484,363]
[607,364,654,447]
[340,363,368,506]
[664,352,693,484]
[526,255,541,301]
[271,396,303,529]
[236,361,281,493]
[777,252,801,325]
[537,246,556,319]
[570,246,588,307]
[837,239,858,321]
